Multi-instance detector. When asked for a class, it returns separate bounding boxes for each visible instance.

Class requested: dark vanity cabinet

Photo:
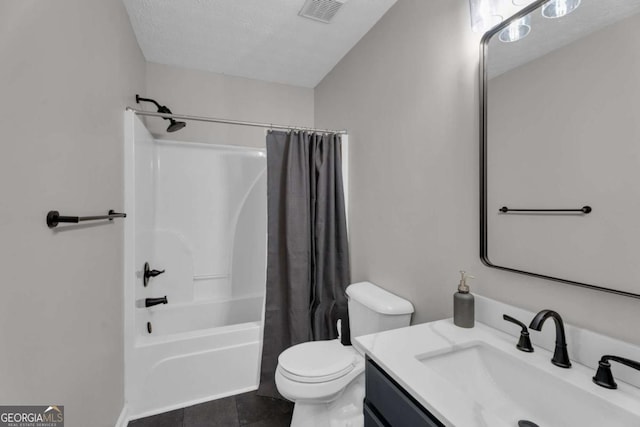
[364,357,445,427]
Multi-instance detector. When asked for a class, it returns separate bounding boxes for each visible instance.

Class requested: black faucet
[529,310,571,368]
[503,314,534,352]
[143,262,165,287]
[145,296,168,307]
[592,355,640,389]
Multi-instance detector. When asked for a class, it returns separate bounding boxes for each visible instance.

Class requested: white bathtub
[138,294,263,338]
[127,295,264,418]
[124,113,268,420]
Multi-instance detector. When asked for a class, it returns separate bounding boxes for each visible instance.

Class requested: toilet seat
[278,340,357,383]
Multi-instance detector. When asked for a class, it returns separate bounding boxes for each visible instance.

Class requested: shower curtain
[257,130,350,399]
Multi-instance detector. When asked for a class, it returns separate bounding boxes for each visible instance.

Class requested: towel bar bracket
[46,210,127,228]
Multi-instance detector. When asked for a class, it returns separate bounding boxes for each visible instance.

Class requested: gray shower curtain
[257,130,350,399]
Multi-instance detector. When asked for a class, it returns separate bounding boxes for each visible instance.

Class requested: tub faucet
[145,296,168,308]
[529,310,571,368]
[143,262,165,287]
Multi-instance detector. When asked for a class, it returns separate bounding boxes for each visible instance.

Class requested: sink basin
[417,342,639,427]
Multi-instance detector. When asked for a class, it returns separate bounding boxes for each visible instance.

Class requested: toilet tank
[346,281,414,338]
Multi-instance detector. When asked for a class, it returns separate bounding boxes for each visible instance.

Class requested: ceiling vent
[299,0,347,24]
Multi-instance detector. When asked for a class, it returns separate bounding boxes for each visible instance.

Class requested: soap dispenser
[454,271,475,328]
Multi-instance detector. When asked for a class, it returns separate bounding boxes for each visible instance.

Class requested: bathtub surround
[124,115,267,418]
[314,0,640,344]
[0,1,145,426]
[258,130,350,399]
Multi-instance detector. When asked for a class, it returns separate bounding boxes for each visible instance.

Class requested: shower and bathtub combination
[123,106,349,420]
[123,111,267,418]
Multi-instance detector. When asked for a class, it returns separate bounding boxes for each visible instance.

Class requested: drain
[518,421,539,427]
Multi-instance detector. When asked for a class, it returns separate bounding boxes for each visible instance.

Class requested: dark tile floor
[128,391,294,427]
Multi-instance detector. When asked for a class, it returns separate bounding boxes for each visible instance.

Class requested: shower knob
[143,262,165,287]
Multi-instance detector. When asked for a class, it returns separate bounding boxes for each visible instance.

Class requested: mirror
[480,0,640,298]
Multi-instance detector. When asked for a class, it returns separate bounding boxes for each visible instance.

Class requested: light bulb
[542,0,581,19]
[499,15,532,43]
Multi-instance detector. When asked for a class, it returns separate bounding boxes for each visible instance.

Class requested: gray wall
[315,0,640,344]
[144,63,314,148]
[0,1,145,426]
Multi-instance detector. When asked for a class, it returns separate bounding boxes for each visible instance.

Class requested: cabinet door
[365,357,444,427]
[364,402,387,427]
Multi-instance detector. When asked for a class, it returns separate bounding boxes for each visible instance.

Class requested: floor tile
[128,408,184,427]
[235,392,294,426]
[184,396,240,427]
[127,391,292,427]
[241,410,293,427]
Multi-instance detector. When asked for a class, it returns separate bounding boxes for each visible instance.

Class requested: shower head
[167,119,186,133]
[135,94,187,133]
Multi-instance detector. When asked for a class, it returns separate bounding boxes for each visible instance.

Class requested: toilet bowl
[275,282,414,427]
[276,340,364,403]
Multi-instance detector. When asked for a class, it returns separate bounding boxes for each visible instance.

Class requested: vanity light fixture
[468,0,502,33]
[499,15,531,42]
[542,0,581,18]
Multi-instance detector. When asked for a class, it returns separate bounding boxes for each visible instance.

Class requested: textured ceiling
[487,0,640,79]
[123,0,396,88]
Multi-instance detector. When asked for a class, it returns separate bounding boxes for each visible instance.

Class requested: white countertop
[355,319,640,427]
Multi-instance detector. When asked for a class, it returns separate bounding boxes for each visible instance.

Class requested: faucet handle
[593,355,640,389]
[143,262,166,286]
[503,314,534,353]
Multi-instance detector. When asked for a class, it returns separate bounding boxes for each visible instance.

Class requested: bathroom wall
[315,0,640,345]
[0,1,145,426]
[143,63,315,148]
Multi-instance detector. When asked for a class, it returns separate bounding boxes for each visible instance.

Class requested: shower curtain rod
[126,107,348,134]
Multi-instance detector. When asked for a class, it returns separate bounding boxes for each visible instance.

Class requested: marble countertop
[355,319,640,427]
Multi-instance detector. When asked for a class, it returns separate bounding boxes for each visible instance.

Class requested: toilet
[275,281,414,427]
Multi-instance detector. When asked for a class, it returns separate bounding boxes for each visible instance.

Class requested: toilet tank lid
[346,282,414,315]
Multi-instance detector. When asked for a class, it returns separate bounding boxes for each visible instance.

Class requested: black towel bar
[47,210,127,228]
[499,206,592,214]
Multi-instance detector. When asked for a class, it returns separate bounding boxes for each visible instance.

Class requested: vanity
[355,296,640,427]
[364,357,443,427]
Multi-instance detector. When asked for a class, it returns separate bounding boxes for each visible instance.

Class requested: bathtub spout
[145,296,168,307]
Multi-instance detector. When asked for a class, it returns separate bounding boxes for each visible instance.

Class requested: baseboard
[114,405,129,427]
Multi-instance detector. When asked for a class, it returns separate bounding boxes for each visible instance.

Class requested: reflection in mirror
[481,0,640,298]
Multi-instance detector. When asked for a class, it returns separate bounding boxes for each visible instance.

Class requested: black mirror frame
[479,0,640,300]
